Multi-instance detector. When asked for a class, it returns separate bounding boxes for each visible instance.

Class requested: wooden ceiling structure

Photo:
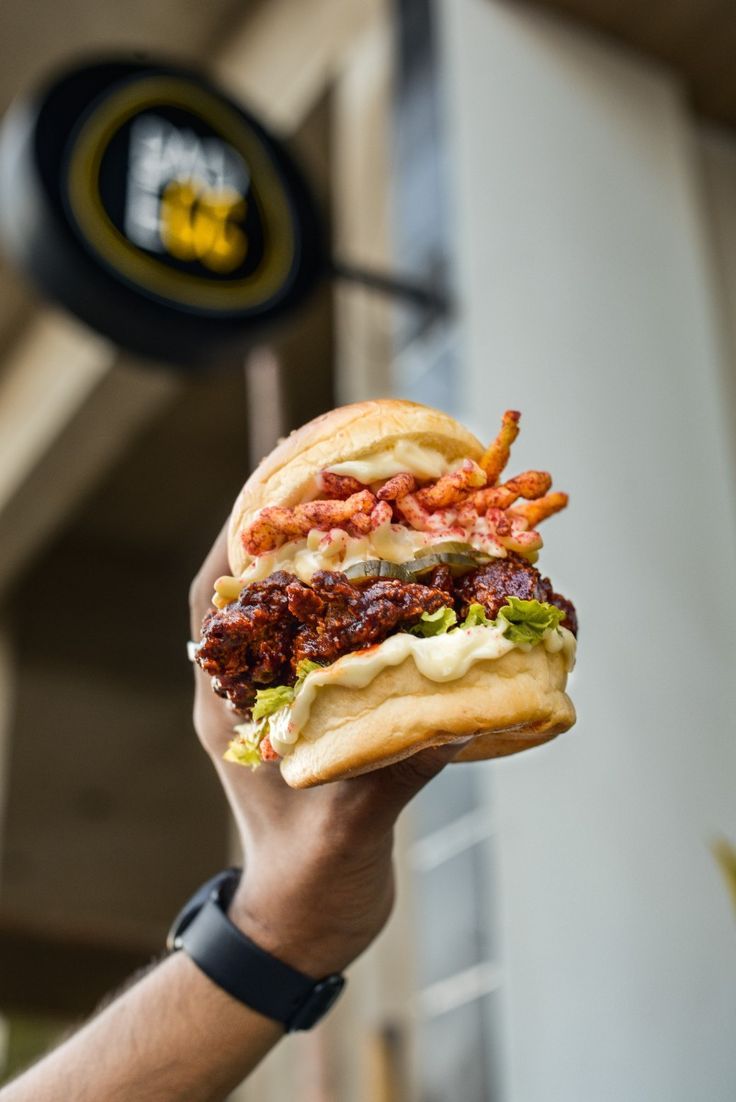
[528,0,736,129]
[0,0,340,1019]
[0,0,396,1032]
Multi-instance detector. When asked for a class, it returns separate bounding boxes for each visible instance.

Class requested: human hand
[190,523,466,978]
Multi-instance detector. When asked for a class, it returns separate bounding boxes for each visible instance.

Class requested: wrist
[227,886,371,978]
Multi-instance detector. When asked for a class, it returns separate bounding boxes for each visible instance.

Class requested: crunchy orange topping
[240,410,568,558]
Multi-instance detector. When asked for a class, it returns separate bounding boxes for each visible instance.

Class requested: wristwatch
[167,868,346,1032]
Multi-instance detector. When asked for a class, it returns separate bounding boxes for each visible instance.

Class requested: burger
[195,400,577,788]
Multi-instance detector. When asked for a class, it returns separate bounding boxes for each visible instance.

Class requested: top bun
[228,399,484,575]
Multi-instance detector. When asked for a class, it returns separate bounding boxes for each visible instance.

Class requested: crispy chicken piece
[197,572,297,710]
[289,571,450,668]
[454,553,576,632]
[197,559,577,716]
[198,569,452,712]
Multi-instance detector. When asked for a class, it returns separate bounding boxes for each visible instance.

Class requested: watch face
[166,868,241,951]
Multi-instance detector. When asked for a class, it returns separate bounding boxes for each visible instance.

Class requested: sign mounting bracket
[330,258,451,327]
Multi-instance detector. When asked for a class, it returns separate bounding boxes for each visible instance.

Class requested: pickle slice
[407,552,480,579]
[414,540,476,557]
[344,560,410,583]
[416,541,492,565]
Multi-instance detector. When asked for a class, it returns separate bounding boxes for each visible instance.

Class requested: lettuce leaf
[224,739,263,768]
[225,721,266,769]
[251,660,323,723]
[497,597,564,645]
[252,684,295,721]
[408,606,457,637]
[295,658,322,685]
[460,603,492,629]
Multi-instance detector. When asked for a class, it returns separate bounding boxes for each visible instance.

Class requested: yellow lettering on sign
[159,180,248,273]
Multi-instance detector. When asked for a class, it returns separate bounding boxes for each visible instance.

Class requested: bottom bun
[279,645,575,788]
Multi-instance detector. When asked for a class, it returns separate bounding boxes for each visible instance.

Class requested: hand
[190,523,466,978]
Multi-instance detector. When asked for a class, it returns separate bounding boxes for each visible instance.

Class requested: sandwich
[195,400,577,788]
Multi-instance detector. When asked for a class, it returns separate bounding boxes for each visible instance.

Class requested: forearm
[1,952,282,1102]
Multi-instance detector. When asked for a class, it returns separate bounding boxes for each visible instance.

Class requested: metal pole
[330,258,450,318]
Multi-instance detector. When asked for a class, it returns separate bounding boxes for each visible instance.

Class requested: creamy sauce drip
[232,626,576,759]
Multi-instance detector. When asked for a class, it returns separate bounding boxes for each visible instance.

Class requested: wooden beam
[529,0,736,130]
[0,257,35,359]
[331,4,394,402]
[216,0,386,130]
[0,310,180,600]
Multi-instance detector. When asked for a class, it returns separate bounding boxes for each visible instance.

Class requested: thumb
[357,738,473,826]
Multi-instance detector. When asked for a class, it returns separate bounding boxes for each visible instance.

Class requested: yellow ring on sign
[65,76,297,312]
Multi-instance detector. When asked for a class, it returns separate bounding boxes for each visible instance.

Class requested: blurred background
[0,0,735,1099]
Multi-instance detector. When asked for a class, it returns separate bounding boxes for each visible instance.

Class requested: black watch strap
[167,869,345,1032]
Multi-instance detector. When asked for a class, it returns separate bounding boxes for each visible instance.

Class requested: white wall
[698,126,736,472]
[438,2,736,1100]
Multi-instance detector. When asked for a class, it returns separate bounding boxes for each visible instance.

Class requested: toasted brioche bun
[227,400,575,786]
[279,644,575,788]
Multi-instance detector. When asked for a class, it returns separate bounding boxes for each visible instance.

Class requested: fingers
[342,739,473,830]
[189,520,230,637]
[382,739,472,798]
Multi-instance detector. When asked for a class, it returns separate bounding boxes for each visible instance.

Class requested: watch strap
[169,869,345,1031]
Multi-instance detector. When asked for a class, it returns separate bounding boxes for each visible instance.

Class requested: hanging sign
[0,58,326,365]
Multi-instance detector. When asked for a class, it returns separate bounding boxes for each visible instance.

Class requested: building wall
[698,125,736,471]
[438,1,736,1100]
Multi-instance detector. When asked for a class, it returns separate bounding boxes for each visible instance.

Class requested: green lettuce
[252,684,295,721]
[408,606,457,637]
[496,597,565,645]
[225,719,267,769]
[460,603,492,629]
[224,738,263,768]
[295,659,322,684]
[405,599,563,642]
[251,659,323,722]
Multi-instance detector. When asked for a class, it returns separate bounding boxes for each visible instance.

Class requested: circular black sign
[0,58,327,365]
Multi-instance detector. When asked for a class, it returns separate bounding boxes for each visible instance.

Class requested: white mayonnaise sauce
[326,441,453,482]
[238,523,435,583]
[240,626,577,758]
